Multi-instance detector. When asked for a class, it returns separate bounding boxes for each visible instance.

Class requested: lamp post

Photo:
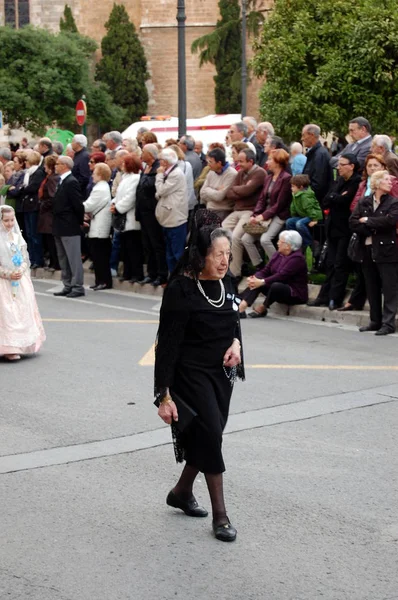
[177,0,187,138]
[241,0,247,119]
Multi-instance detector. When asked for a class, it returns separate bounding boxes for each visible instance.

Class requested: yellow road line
[42,318,158,323]
[247,364,398,370]
[139,344,156,366]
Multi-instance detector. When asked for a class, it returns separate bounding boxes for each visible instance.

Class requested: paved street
[1,280,398,600]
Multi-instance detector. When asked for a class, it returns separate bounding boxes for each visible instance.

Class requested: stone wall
[0,0,271,120]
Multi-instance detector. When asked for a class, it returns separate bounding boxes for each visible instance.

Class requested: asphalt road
[1,280,397,600]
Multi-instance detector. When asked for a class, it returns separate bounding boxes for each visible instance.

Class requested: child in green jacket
[285,174,323,250]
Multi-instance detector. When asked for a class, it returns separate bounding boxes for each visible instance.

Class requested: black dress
[154,274,244,474]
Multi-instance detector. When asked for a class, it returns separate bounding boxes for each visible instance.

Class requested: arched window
[4,0,30,27]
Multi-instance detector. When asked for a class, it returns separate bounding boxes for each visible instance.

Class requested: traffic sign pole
[75,97,87,135]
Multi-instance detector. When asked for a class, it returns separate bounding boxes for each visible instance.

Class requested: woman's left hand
[248,276,263,290]
[255,214,264,223]
[223,340,241,368]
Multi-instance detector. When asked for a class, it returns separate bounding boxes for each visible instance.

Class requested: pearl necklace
[196,278,225,308]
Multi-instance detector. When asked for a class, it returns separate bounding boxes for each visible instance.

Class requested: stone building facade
[0,0,272,119]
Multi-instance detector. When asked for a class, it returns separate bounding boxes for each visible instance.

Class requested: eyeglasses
[89,160,95,164]
[338,162,351,167]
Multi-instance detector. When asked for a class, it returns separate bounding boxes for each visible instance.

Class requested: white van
[121,114,242,150]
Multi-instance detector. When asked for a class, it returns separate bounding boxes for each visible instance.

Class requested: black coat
[14,167,46,213]
[349,193,398,263]
[52,173,84,237]
[72,148,91,195]
[303,141,333,205]
[135,159,160,218]
[324,173,361,238]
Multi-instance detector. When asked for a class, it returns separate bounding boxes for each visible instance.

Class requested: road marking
[139,343,156,365]
[248,364,398,370]
[42,318,158,324]
[34,291,156,316]
[0,386,396,474]
[137,345,398,370]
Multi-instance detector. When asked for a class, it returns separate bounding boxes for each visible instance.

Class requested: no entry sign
[75,99,87,126]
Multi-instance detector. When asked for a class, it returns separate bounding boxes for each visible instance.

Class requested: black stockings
[205,473,227,525]
[174,465,228,525]
[174,464,199,500]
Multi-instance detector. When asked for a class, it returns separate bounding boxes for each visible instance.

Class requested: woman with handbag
[154,210,244,542]
[110,154,144,284]
[241,149,292,266]
[83,163,113,290]
[349,170,398,335]
[339,154,398,312]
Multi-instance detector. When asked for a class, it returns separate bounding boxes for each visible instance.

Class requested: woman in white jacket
[111,154,144,283]
[83,162,113,290]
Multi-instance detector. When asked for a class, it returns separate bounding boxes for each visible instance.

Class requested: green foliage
[0,26,126,134]
[59,5,78,34]
[252,0,398,140]
[95,4,149,126]
[192,0,265,113]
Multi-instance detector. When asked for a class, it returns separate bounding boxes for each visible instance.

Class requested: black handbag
[317,240,328,273]
[112,209,127,232]
[347,233,363,263]
[170,391,197,432]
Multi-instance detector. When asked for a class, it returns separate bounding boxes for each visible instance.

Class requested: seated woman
[239,230,308,318]
[349,170,398,335]
[241,149,292,265]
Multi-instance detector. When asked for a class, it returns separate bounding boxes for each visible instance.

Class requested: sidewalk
[32,267,372,328]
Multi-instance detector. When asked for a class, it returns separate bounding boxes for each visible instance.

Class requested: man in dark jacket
[53,156,85,298]
[309,153,361,310]
[302,124,333,206]
[71,134,91,196]
[135,144,168,286]
[330,117,372,171]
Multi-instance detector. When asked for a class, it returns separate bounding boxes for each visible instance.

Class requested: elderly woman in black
[350,170,398,335]
[154,210,244,542]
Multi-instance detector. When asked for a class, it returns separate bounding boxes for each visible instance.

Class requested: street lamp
[241,0,247,119]
[177,0,187,138]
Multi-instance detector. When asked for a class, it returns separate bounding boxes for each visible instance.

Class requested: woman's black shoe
[166,490,208,517]
[239,311,247,319]
[213,519,237,542]
[248,309,268,318]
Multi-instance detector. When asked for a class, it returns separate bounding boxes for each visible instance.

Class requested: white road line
[34,291,157,316]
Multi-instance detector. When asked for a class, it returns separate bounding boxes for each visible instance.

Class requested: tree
[252,0,398,140]
[59,5,78,33]
[0,26,126,134]
[191,0,265,113]
[95,4,149,126]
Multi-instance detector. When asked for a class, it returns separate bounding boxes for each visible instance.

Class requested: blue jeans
[24,211,43,266]
[110,230,121,271]
[285,216,313,249]
[163,222,187,273]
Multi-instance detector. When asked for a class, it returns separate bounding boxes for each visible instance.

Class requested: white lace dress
[0,231,46,355]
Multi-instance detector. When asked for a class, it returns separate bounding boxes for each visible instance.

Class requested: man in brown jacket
[223,148,266,277]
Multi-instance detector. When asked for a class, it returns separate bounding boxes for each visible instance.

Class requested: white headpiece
[0,205,29,273]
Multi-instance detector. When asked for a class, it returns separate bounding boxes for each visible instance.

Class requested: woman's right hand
[158,399,178,425]
[10,271,22,281]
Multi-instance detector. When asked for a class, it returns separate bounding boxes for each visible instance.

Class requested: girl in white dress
[0,205,45,361]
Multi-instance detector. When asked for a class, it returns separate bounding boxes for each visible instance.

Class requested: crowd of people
[1,114,398,334]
